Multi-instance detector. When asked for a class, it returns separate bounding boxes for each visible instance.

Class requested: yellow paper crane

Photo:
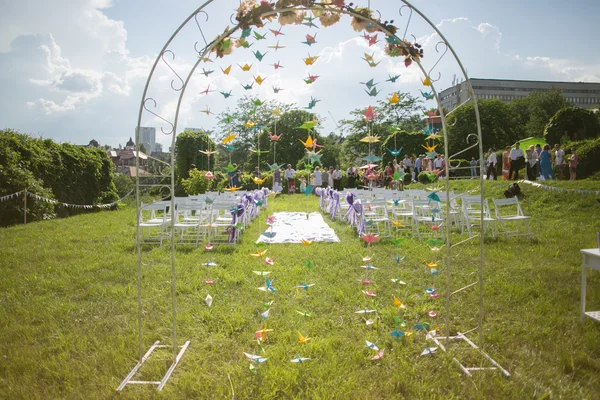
[252,176,265,185]
[425,133,442,141]
[199,149,217,156]
[393,295,406,309]
[301,238,313,246]
[425,261,439,269]
[272,107,281,117]
[255,324,273,342]
[389,92,400,104]
[392,220,404,228]
[222,131,236,144]
[299,136,314,149]
[422,76,432,86]
[298,331,312,344]
[225,185,242,192]
[360,134,380,143]
[250,249,268,258]
[303,54,319,65]
[221,65,232,75]
[422,143,438,153]
[245,120,256,128]
[254,75,267,85]
[239,63,252,71]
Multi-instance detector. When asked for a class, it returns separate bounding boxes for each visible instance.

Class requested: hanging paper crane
[365,87,380,97]
[239,63,253,71]
[387,74,400,83]
[269,26,285,36]
[220,90,233,99]
[253,31,267,40]
[302,15,319,29]
[304,96,321,109]
[254,75,267,85]
[268,41,285,51]
[389,92,400,104]
[364,106,377,122]
[241,82,254,90]
[201,68,214,77]
[422,76,432,86]
[360,78,378,89]
[386,146,403,157]
[271,61,284,69]
[253,50,268,61]
[221,65,231,75]
[303,54,319,65]
[304,73,320,84]
[419,89,434,100]
[302,33,318,46]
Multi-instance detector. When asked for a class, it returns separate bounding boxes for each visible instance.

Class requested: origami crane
[205,294,213,307]
[301,238,313,246]
[389,92,400,104]
[386,74,400,83]
[362,290,376,297]
[359,134,380,143]
[365,87,380,97]
[302,15,319,28]
[245,120,256,128]
[253,50,268,61]
[199,85,215,95]
[422,76,432,86]
[221,115,234,124]
[386,146,403,157]
[252,98,264,106]
[303,54,319,65]
[253,31,267,40]
[241,83,254,90]
[362,155,382,162]
[265,277,276,293]
[271,61,284,69]
[220,90,233,99]
[252,176,266,185]
[305,97,321,109]
[269,26,284,36]
[250,249,267,258]
[269,132,282,141]
[296,282,315,291]
[255,325,273,342]
[272,87,282,93]
[254,75,267,85]
[366,340,379,351]
[253,271,271,276]
[355,308,377,314]
[360,79,378,89]
[425,261,439,269]
[203,279,215,285]
[203,243,214,251]
[302,182,313,196]
[371,349,385,361]
[393,296,406,309]
[200,107,213,115]
[239,63,253,71]
[268,41,285,51]
[296,310,313,318]
[419,89,434,100]
[425,133,442,141]
[244,352,268,364]
[302,33,318,46]
[299,135,315,148]
[290,356,311,363]
[202,259,218,267]
[220,38,232,50]
[361,233,380,246]
[221,65,231,75]
[364,106,377,122]
[225,185,243,192]
[390,329,406,338]
[298,332,311,344]
[391,278,407,285]
[241,28,252,38]
[358,279,374,285]
[422,143,438,153]
[304,73,320,84]
[259,309,270,319]
[201,68,214,77]
[199,149,217,156]
[299,119,320,130]
[361,264,378,270]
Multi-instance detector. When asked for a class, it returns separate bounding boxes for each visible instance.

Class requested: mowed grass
[1,180,600,399]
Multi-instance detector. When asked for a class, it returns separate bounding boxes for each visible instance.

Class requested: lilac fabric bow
[228,202,245,243]
[330,191,341,219]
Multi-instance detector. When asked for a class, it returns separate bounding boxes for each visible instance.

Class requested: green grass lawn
[1,180,600,399]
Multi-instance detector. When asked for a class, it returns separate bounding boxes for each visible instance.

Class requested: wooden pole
[23,189,27,224]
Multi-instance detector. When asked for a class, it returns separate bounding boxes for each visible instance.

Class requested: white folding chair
[137,202,171,245]
[492,197,533,239]
[461,197,496,238]
[173,203,204,247]
[412,199,444,241]
[363,199,392,238]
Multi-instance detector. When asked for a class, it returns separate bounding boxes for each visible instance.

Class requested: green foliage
[381,129,429,163]
[112,174,134,198]
[511,87,569,137]
[544,107,600,145]
[174,130,216,181]
[0,129,118,225]
[564,137,600,178]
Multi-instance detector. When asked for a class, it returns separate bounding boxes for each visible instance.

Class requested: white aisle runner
[256,212,340,244]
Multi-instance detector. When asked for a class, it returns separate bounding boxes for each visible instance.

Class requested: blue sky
[1,0,598,149]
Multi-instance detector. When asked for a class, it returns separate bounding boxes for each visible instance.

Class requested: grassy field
[1,180,600,399]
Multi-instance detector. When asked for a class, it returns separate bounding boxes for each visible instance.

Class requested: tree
[544,106,600,145]
[510,87,568,137]
[174,130,215,180]
[446,99,522,158]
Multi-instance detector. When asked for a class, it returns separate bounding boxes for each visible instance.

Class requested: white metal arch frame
[124,0,506,391]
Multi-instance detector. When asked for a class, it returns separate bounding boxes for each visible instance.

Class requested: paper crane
[422,143,438,153]
[371,349,385,361]
[301,238,313,246]
[299,136,315,149]
[362,52,375,62]
[386,74,401,83]
[250,148,269,156]
[238,39,252,49]
[201,68,214,77]
[221,65,231,75]
[364,106,377,122]
[425,133,442,141]
[365,87,380,97]
[253,31,267,40]
[239,63,252,71]
[296,282,315,292]
[306,150,322,165]
[245,120,256,128]
[296,310,313,318]
[303,54,319,65]
[267,162,283,171]
[254,75,267,85]
[252,98,264,106]
[272,87,282,93]
[389,92,400,104]
[255,325,273,342]
[302,33,318,46]
[366,340,379,351]
[199,149,217,157]
[200,107,213,115]
[360,134,380,143]
[253,50,268,61]
[244,352,267,364]
[268,41,285,51]
[419,89,434,100]
[225,185,243,192]
[220,90,232,99]
[302,15,320,29]
[199,85,215,95]
[290,356,311,363]
[252,176,266,185]
[366,59,380,67]
[360,79,378,89]
[269,26,285,36]
[222,132,236,144]
[269,132,282,141]
[250,249,267,258]
[304,73,320,84]
[386,146,403,157]
[305,97,321,109]
[241,83,254,90]
[271,61,284,69]
[422,76,432,86]
[298,332,312,344]
[298,119,320,131]
[241,28,252,38]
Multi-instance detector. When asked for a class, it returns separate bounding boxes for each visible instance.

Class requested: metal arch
[161,50,185,92]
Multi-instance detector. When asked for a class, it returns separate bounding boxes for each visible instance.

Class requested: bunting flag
[519,180,600,196]
[0,189,135,208]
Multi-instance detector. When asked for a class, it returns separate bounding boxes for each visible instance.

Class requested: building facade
[439,78,600,111]
[136,126,157,154]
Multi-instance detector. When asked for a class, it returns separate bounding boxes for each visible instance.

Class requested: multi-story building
[439,78,600,111]
[136,126,156,154]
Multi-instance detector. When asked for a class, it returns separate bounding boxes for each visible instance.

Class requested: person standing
[312,166,322,187]
[346,166,357,188]
[285,164,296,193]
[273,167,282,192]
[508,142,524,181]
[539,144,554,180]
[486,148,497,180]
[569,148,579,181]
[470,157,477,178]
[501,146,510,181]
[332,166,342,190]
[535,144,543,177]
[525,145,538,181]
[321,167,329,188]
[414,155,422,176]
[553,144,565,180]
[384,162,394,188]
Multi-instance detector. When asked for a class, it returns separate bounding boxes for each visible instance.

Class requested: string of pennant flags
[519,180,600,196]
[0,189,134,209]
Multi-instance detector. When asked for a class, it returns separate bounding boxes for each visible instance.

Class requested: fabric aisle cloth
[256,212,340,244]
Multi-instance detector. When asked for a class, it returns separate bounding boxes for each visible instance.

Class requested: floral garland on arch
[208,0,424,68]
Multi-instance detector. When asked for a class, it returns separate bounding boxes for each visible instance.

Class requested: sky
[1,0,599,150]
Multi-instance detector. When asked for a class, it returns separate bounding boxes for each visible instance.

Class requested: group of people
[485,142,579,181]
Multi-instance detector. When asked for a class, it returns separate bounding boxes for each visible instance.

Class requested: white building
[439,78,600,111]
[136,126,156,154]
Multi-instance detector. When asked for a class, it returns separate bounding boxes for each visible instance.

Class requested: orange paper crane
[239,63,252,71]
[422,143,438,153]
[298,331,312,344]
[269,132,282,141]
[299,136,314,149]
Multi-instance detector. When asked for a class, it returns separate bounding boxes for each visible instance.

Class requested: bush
[564,137,600,179]
[113,174,134,198]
